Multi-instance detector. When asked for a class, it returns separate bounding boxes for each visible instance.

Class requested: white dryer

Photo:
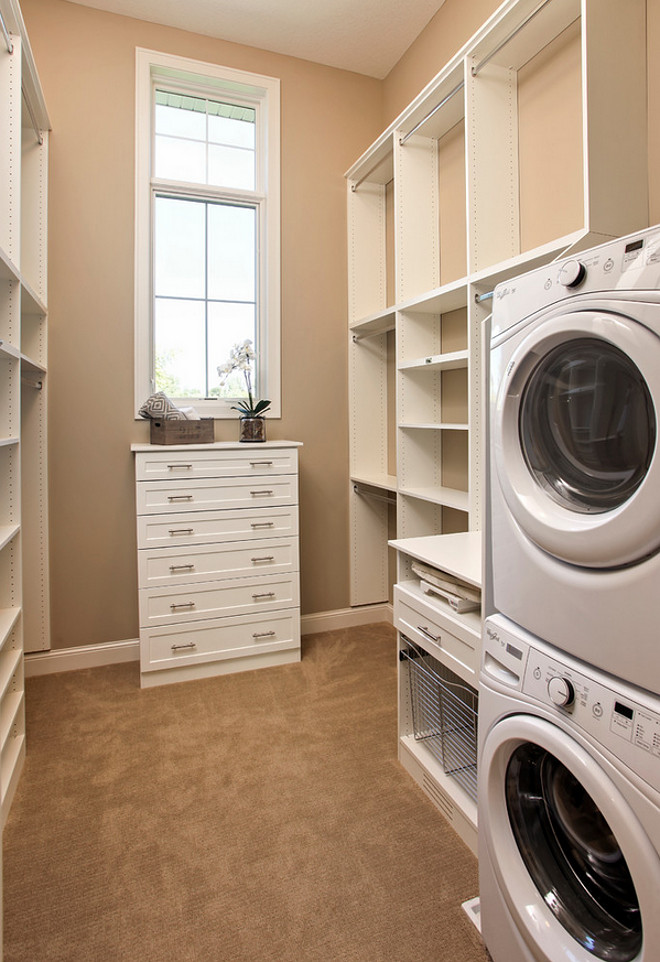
[490,226,660,693]
[479,613,660,962]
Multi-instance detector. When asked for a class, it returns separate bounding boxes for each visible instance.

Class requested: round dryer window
[506,743,641,962]
[519,338,655,514]
[493,309,660,567]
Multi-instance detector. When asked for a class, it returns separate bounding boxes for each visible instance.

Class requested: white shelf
[397,278,469,315]
[398,485,469,513]
[20,352,46,374]
[0,245,20,284]
[0,342,20,361]
[0,525,20,552]
[398,350,468,372]
[0,437,19,448]
[400,422,468,431]
[351,472,397,493]
[350,306,396,338]
[389,531,481,588]
[0,608,21,650]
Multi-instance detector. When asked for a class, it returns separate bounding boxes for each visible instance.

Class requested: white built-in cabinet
[347,0,647,846]
[0,0,50,846]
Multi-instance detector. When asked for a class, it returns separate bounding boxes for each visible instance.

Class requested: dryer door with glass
[492,309,660,567]
[480,714,660,962]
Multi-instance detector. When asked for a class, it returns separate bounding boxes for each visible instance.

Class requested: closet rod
[471,0,553,76]
[353,484,396,506]
[0,10,13,53]
[21,376,42,390]
[399,80,465,146]
[22,88,44,145]
[475,290,494,303]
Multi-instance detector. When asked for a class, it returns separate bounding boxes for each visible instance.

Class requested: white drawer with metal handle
[139,572,300,628]
[135,446,298,481]
[142,608,301,672]
[137,505,299,549]
[138,538,298,589]
[393,585,478,685]
[136,475,298,515]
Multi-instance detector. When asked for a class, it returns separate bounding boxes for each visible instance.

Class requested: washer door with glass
[493,310,660,567]
[480,714,660,962]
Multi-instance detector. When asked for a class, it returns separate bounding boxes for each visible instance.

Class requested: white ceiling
[65,0,447,79]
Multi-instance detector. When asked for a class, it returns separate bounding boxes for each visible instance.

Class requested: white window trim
[134,48,281,418]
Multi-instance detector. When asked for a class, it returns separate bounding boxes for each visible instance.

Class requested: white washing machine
[490,226,660,694]
[479,612,660,962]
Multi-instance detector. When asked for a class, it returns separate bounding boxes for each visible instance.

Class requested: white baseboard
[24,639,140,677]
[23,604,394,678]
[301,603,393,635]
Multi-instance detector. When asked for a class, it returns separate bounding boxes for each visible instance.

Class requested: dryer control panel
[491,225,660,339]
[483,615,660,787]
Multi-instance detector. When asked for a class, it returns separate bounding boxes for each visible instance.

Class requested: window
[135,49,281,417]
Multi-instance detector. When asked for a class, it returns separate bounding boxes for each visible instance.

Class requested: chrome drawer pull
[249,460,273,467]
[169,528,194,536]
[250,489,274,497]
[168,494,194,502]
[252,630,276,639]
[418,625,441,644]
[167,463,193,470]
[171,642,197,651]
[169,563,195,571]
[251,556,275,563]
[251,592,276,599]
[250,521,274,528]
[170,602,196,610]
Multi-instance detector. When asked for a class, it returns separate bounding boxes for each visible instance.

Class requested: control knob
[548,676,575,708]
[559,259,586,288]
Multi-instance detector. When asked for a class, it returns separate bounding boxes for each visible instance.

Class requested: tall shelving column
[0,0,50,837]
[347,142,397,606]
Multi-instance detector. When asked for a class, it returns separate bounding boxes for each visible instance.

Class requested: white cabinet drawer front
[138,538,299,588]
[137,506,299,549]
[136,475,298,515]
[139,573,300,627]
[394,586,477,684]
[142,609,301,671]
[135,448,298,481]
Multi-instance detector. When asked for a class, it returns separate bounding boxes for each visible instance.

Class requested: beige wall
[22,0,383,648]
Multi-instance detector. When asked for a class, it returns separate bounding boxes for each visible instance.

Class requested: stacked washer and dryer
[480,226,660,962]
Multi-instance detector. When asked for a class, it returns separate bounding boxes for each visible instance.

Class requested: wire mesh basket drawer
[400,636,478,802]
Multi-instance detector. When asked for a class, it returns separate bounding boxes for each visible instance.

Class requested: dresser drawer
[137,506,299,549]
[394,585,478,684]
[141,609,301,671]
[135,447,298,481]
[139,573,300,628]
[136,475,298,515]
[138,538,298,589]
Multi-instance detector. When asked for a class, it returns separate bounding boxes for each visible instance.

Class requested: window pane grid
[153,193,257,399]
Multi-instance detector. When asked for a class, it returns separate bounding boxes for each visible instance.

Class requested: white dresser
[131,441,302,688]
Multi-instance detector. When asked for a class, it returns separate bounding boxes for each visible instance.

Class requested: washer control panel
[484,615,660,787]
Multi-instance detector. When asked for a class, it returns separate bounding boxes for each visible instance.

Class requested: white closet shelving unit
[0,0,50,841]
[347,0,647,608]
[346,0,647,847]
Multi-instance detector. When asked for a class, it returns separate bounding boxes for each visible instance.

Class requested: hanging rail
[475,290,494,304]
[0,9,13,54]
[353,484,396,506]
[350,153,390,193]
[471,0,553,77]
[399,80,465,147]
[22,88,44,145]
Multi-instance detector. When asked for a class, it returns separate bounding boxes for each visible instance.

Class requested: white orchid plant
[217,340,271,419]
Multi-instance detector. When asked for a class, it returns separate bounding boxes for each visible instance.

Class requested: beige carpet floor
[3,623,489,962]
